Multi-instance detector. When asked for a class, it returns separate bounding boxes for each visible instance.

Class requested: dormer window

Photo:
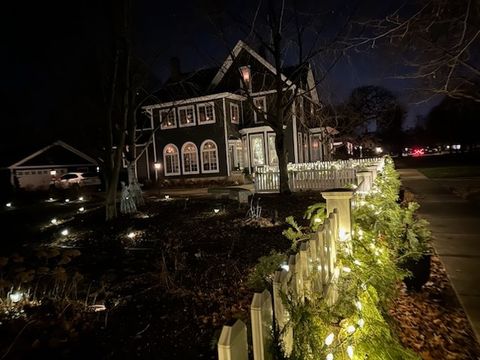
[239,66,252,92]
[178,105,196,127]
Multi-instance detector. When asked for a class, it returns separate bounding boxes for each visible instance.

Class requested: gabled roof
[210,40,292,89]
[9,141,98,169]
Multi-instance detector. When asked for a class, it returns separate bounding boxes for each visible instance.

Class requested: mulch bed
[1,192,479,359]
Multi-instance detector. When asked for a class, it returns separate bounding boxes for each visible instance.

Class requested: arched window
[181,142,199,174]
[200,140,219,173]
[163,144,180,176]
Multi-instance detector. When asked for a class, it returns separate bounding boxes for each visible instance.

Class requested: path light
[9,291,23,303]
[324,333,334,346]
[213,208,220,214]
[5,202,12,208]
[78,207,85,212]
[61,229,69,236]
[127,232,136,239]
[51,218,58,225]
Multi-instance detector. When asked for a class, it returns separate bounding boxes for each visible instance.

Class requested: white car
[54,172,101,189]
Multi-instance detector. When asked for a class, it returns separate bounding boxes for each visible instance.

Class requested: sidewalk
[399,169,480,343]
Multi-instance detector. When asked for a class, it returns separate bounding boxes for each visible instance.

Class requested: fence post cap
[321,189,354,200]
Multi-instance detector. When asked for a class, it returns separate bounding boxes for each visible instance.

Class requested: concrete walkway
[399,169,480,342]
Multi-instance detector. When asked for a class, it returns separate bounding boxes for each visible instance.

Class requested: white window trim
[160,109,177,130]
[230,103,240,124]
[200,139,219,174]
[181,142,200,175]
[197,102,216,125]
[253,96,267,123]
[163,143,181,176]
[178,105,196,128]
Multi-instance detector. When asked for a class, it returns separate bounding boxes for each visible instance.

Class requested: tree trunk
[275,131,291,194]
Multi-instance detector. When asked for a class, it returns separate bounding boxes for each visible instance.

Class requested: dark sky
[0,0,440,161]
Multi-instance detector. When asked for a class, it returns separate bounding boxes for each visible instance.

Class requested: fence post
[365,165,378,182]
[356,170,373,194]
[251,290,273,360]
[321,189,354,242]
[217,319,248,360]
[273,270,293,356]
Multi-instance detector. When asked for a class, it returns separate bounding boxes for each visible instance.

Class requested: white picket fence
[217,158,384,359]
[254,158,382,193]
[218,209,341,360]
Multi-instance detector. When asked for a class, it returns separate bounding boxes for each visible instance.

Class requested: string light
[127,232,135,239]
[78,207,85,212]
[51,218,58,225]
[342,266,351,273]
[5,202,12,207]
[358,318,365,328]
[9,291,23,303]
[61,229,69,236]
[324,333,334,346]
[326,354,333,360]
[347,345,354,359]
[347,325,356,334]
[355,300,362,310]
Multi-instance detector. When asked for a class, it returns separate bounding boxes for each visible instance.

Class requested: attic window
[239,66,252,92]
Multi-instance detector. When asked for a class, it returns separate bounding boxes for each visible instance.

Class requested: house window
[178,105,196,127]
[250,134,265,166]
[163,144,180,176]
[304,133,309,162]
[160,109,177,129]
[181,142,199,174]
[253,97,266,123]
[197,103,215,124]
[268,134,278,166]
[230,103,240,124]
[201,140,219,173]
[239,66,252,92]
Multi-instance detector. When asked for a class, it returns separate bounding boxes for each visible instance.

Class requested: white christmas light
[342,266,352,273]
[78,207,85,212]
[164,195,170,200]
[5,202,12,208]
[326,354,334,360]
[353,259,361,266]
[347,345,354,359]
[65,199,70,203]
[358,318,365,328]
[314,218,322,223]
[324,333,334,346]
[78,196,84,201]
[355,300,362,310]
[51,218,58,225]
[127,232,135,239]
[347,325,356,334]
[213,208,220,214]
[61,229,69,236]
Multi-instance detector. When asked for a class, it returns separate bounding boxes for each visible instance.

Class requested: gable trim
[9,141,98,169]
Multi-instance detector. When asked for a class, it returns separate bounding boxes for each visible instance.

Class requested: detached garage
[8,141,98,191]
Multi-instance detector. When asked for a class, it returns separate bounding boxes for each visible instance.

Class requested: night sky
[0,0,439,163]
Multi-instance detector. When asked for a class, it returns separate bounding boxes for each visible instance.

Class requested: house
[136,40,331,183]
[7,140,98,190]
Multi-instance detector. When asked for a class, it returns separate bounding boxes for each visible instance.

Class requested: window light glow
[324,333,334,346]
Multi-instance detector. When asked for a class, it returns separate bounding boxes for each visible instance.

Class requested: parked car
[53,172,101,189]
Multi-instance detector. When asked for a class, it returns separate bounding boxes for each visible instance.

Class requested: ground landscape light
[9,291,23,303]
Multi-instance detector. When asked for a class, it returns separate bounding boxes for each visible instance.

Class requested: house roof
[8,141,98,169]
[153,67,220,102]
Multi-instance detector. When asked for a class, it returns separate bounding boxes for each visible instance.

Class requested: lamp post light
[154,162,161,181]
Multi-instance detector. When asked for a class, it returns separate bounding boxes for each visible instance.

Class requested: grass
[419,166,480,178]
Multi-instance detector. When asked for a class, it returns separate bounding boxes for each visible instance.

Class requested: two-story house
[136,40,331,183]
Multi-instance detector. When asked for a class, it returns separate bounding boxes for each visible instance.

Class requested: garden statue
[120,181,137,214]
